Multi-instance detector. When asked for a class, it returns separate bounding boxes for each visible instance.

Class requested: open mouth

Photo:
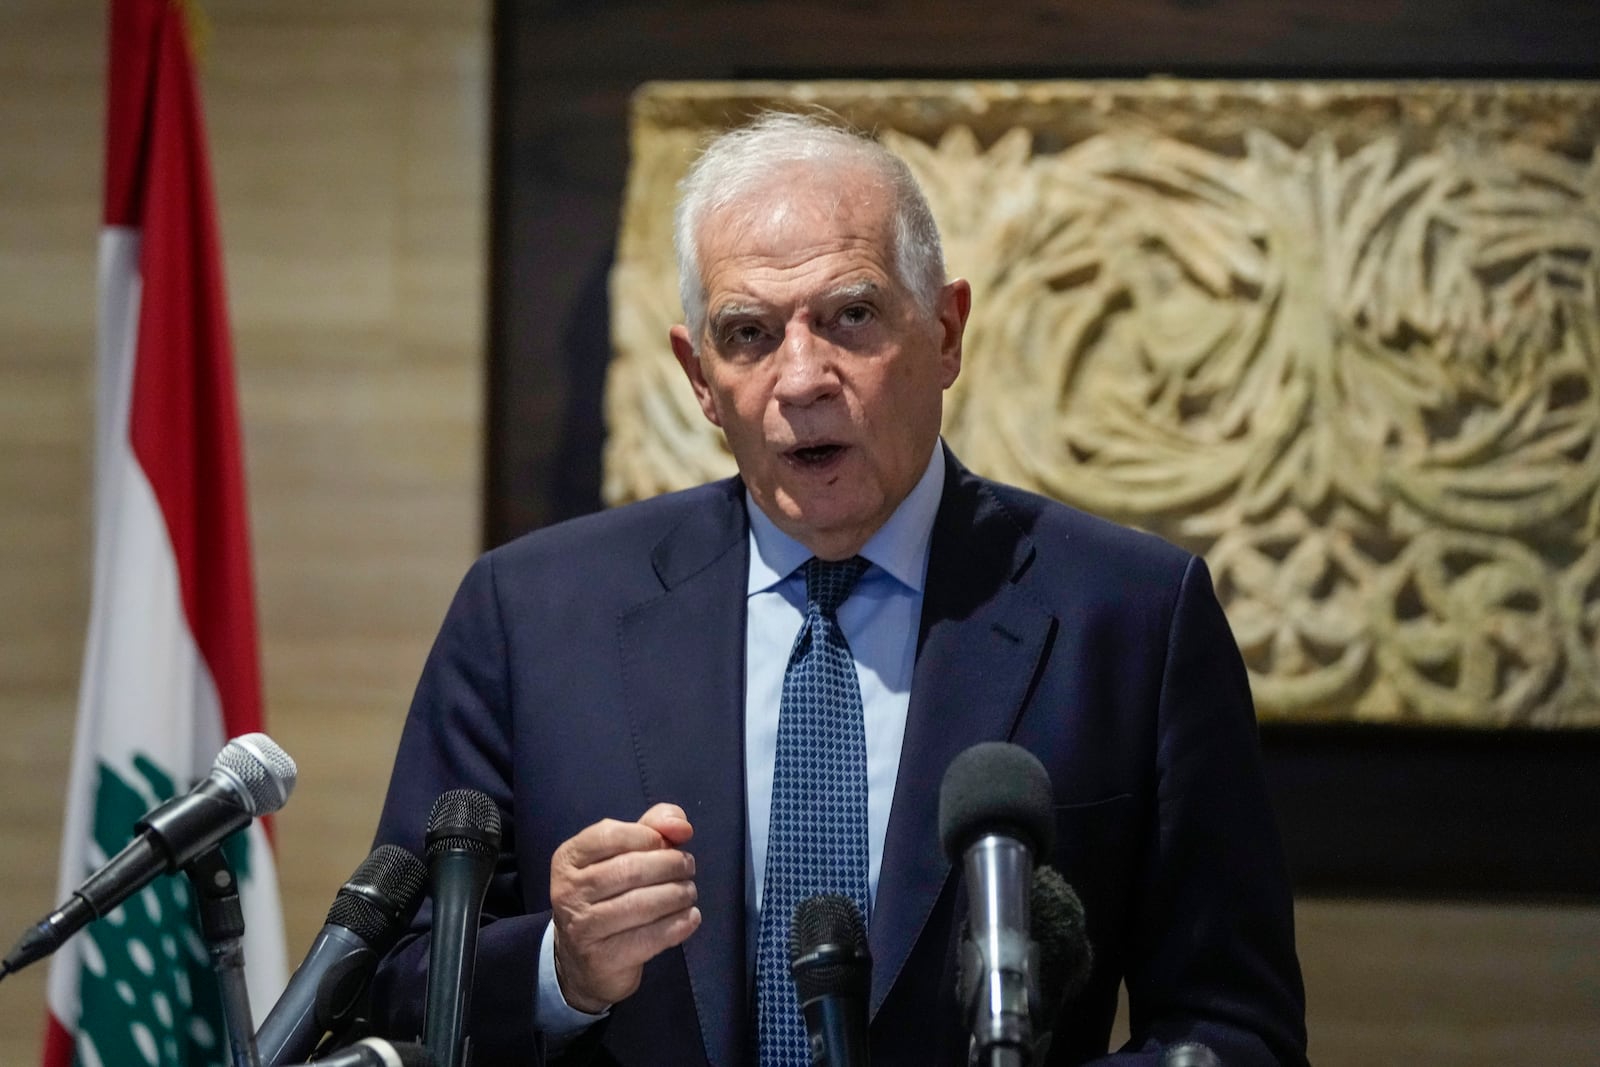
[786,443,846,468]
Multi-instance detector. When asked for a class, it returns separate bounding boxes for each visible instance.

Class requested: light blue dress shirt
[536,445,946,1033]
[742,444,944,955]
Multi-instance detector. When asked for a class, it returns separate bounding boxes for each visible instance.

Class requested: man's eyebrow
[822,280,883,304]
[707,302,768,334]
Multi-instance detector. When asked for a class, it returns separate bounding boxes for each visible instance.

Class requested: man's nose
[772,323,839,406]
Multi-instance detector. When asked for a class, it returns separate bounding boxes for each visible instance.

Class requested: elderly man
[371,113,1308,1066]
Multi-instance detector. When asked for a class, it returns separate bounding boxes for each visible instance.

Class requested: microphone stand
[186,845,263,1067]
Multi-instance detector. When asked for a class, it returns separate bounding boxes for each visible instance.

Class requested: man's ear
[670,324,723,428]
[936,279,972,389]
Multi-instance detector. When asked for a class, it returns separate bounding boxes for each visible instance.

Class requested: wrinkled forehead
[695,161,896,268]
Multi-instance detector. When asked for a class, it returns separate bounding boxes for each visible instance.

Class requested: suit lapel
[869,456,1058,1014]
[618,481,750,1067]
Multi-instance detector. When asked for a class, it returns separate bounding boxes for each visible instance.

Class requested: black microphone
[421,789,501,1067]
[3,733,297,979]
[789,894,871,1067]
[1024,866,1093,1061]
[256,844,429,1065]
[283,1037,435,1066]
[938,742,1055,1067]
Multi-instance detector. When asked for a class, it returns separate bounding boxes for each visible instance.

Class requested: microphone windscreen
[788,894,870,1002]
[1031,866,1094,1009]
[937,742,1054,860]
[423,789,501,855]
[216,733,298,814]
[327,844,428,945]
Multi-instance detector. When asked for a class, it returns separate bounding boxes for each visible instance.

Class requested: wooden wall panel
[1297,899,1600,1066]
[0,3,104,1058]
[207,0,490,1017]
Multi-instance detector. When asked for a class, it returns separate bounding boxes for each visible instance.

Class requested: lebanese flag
[43,1,288,1064]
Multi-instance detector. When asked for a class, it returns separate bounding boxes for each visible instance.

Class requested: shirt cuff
[535,919,610,1040]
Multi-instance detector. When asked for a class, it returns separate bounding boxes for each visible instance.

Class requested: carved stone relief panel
[605,81,1600,727]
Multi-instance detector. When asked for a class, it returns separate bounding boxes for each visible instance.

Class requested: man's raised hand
[549,802,701,1014]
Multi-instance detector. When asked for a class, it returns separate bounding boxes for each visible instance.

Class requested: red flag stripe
[41,1016,72,1067]
[125,0,264,741]
[103,0,162,227]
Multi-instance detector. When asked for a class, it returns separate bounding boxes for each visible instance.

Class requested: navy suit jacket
[370,454,1308,1066]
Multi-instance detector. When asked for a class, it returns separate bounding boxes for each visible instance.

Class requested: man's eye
[838,305,874,327]
[724,324,765,346]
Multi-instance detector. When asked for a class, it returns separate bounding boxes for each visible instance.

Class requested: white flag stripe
[239,822,288,1013]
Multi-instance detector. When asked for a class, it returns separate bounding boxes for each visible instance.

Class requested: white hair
[672,112,946,345]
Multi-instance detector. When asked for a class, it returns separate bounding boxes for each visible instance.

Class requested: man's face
[670,167,970,560]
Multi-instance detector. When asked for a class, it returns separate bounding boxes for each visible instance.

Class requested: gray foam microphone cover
[937,741,1055,860]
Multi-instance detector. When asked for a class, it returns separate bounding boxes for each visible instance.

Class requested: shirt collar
[747,443,946,595]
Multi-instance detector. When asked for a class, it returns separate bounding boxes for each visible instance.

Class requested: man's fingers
[557,806,695,873]
[549,806,700,1011]
[600,903,702,968]
[567,846,696,905]
[558,816,672,869]
[558,904,703,1008]
[639,802,686,824]
[638,803,694,846]
[558,878,699,945]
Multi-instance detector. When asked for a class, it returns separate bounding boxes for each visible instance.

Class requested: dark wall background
[486,0,1600,896]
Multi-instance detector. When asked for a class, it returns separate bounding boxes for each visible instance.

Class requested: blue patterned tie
[755,556,872,1066]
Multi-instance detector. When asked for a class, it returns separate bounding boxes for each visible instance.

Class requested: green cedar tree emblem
[74,754,252,1067]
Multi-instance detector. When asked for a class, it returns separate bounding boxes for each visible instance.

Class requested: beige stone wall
[0,2,485,1061]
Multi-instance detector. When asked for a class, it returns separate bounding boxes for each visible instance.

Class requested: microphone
[954,868,1093,1062]
[282,1037,435,1066]
[256,844,429,1065]
[1014,866,1095,1062]
[421,789,501,1067]
[789,894,871,1067]
[938,742,1055,1067]
[3,733,296,978]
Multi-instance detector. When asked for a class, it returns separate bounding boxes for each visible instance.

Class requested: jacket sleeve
[1085,555,1309,1067]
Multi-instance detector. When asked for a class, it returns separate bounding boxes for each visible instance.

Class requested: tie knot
[803,556,868,618]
